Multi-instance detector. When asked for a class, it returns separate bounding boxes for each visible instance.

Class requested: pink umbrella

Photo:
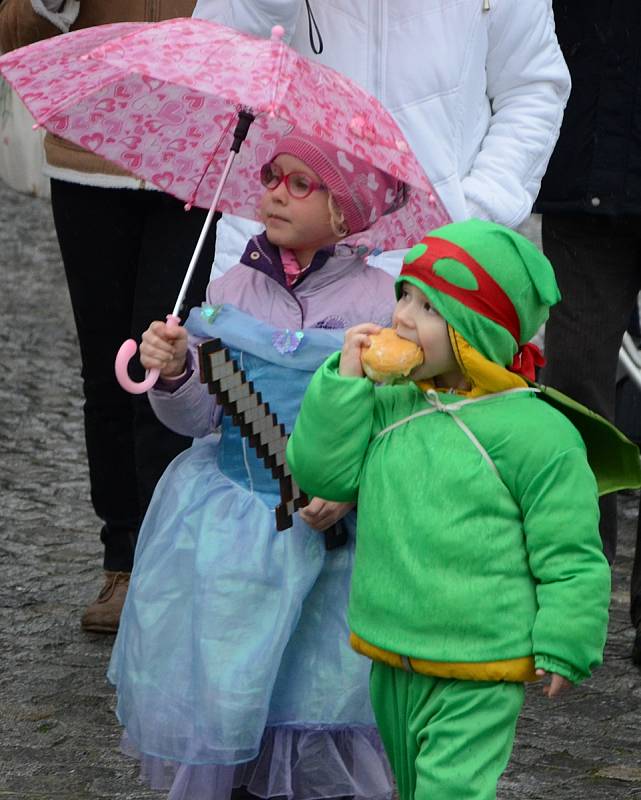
[0,18,450,391]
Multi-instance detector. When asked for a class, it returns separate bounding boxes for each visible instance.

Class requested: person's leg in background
[541,213,641,664]
[52,180,143,602]
[50,180,216,633]
[622,272,641,666]
[615,309,641,665]
[541,213,641,565]
[632,510,641,665]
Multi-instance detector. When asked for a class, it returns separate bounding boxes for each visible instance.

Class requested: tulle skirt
[109,436,392,799]
[123,726,392,800]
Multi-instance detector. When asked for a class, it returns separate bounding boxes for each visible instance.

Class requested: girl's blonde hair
[328,194,349,238]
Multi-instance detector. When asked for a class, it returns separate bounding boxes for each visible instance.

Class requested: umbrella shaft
[173,112,256,317]
[172,149,238,318]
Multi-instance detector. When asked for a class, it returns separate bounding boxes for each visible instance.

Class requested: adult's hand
[39,0,67,10]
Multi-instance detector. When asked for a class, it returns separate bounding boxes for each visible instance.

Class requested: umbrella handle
[115,314,181,394]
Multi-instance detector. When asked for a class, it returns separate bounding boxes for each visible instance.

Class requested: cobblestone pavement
[1,179,641,799]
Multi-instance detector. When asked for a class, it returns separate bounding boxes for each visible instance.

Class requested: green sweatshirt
[286,352,611,685]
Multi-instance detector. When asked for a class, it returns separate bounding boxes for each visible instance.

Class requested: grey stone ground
[1,178,640,799]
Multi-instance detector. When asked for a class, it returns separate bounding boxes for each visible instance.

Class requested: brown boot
[80,571,130,634]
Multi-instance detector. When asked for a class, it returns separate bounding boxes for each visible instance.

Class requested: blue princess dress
[108,306,393,800]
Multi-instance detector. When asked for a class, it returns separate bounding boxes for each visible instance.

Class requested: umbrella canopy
[0,18,449,252]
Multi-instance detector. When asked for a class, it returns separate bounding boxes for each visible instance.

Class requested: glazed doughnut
[361,328,424,383]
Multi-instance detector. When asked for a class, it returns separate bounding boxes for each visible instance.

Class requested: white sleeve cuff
[31,0,80,33]
[463,196,491,221]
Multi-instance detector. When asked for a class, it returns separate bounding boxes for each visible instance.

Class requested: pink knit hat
[269,133,406,235]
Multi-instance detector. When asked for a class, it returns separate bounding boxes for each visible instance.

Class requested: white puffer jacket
[194,0,570,275]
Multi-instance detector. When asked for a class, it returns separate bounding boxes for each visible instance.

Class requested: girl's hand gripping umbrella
[115,317,180,394]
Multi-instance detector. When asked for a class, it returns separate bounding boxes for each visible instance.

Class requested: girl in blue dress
[109,133,402,800]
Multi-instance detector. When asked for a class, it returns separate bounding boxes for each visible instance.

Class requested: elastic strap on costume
[399,655,414,673]
[448,413,500,480]
[375,388,538,483]
[375,387,537,440]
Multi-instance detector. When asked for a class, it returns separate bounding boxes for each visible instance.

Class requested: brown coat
[0,0,196,179]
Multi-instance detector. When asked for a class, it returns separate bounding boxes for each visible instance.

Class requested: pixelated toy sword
[198,338,347,549]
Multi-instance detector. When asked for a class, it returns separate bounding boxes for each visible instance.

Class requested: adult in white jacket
[194,0,570,276]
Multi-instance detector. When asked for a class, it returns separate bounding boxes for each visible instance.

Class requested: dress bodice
[186,304,344,496]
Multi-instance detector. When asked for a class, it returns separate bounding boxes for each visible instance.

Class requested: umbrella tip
[271,25,285,42]
[32,123,41,131]
[184,202,193,211]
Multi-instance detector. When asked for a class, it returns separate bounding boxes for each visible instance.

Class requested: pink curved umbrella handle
[115,314,181,394]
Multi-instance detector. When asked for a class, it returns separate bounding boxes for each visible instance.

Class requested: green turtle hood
[396,219,561,367]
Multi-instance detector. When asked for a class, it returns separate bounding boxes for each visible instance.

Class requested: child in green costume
[286,219,624,800]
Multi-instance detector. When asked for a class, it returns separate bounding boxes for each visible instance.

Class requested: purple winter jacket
[149,234,396,438]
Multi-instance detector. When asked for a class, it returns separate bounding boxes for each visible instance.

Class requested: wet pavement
[1,178,640,799]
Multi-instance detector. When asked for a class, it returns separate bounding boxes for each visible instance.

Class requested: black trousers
[51,179,216,571]
[540,212,641,623]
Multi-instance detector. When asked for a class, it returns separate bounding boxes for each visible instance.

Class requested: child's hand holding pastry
[339,323,383,378]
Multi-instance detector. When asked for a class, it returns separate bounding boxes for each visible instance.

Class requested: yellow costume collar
[416,327,527,397]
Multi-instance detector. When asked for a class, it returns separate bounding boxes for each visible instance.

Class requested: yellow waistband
[350,633,539,683]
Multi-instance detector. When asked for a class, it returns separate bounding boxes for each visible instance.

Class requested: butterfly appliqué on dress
[272,329,305,354]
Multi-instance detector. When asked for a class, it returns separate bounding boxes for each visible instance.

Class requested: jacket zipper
[251,237,305,326]
[483,0,491,10]
[275,279,305,328]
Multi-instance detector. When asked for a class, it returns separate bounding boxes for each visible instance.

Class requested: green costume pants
[370,663,525,800]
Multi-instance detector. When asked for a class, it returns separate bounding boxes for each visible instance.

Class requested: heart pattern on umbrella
[0,18,450,252]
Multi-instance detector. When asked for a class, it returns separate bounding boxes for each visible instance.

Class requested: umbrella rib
[34,70,124,128]
[269,38,289,117]
[185,113,236,209]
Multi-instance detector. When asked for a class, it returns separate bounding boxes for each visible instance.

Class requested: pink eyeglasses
[260,161,327,199]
